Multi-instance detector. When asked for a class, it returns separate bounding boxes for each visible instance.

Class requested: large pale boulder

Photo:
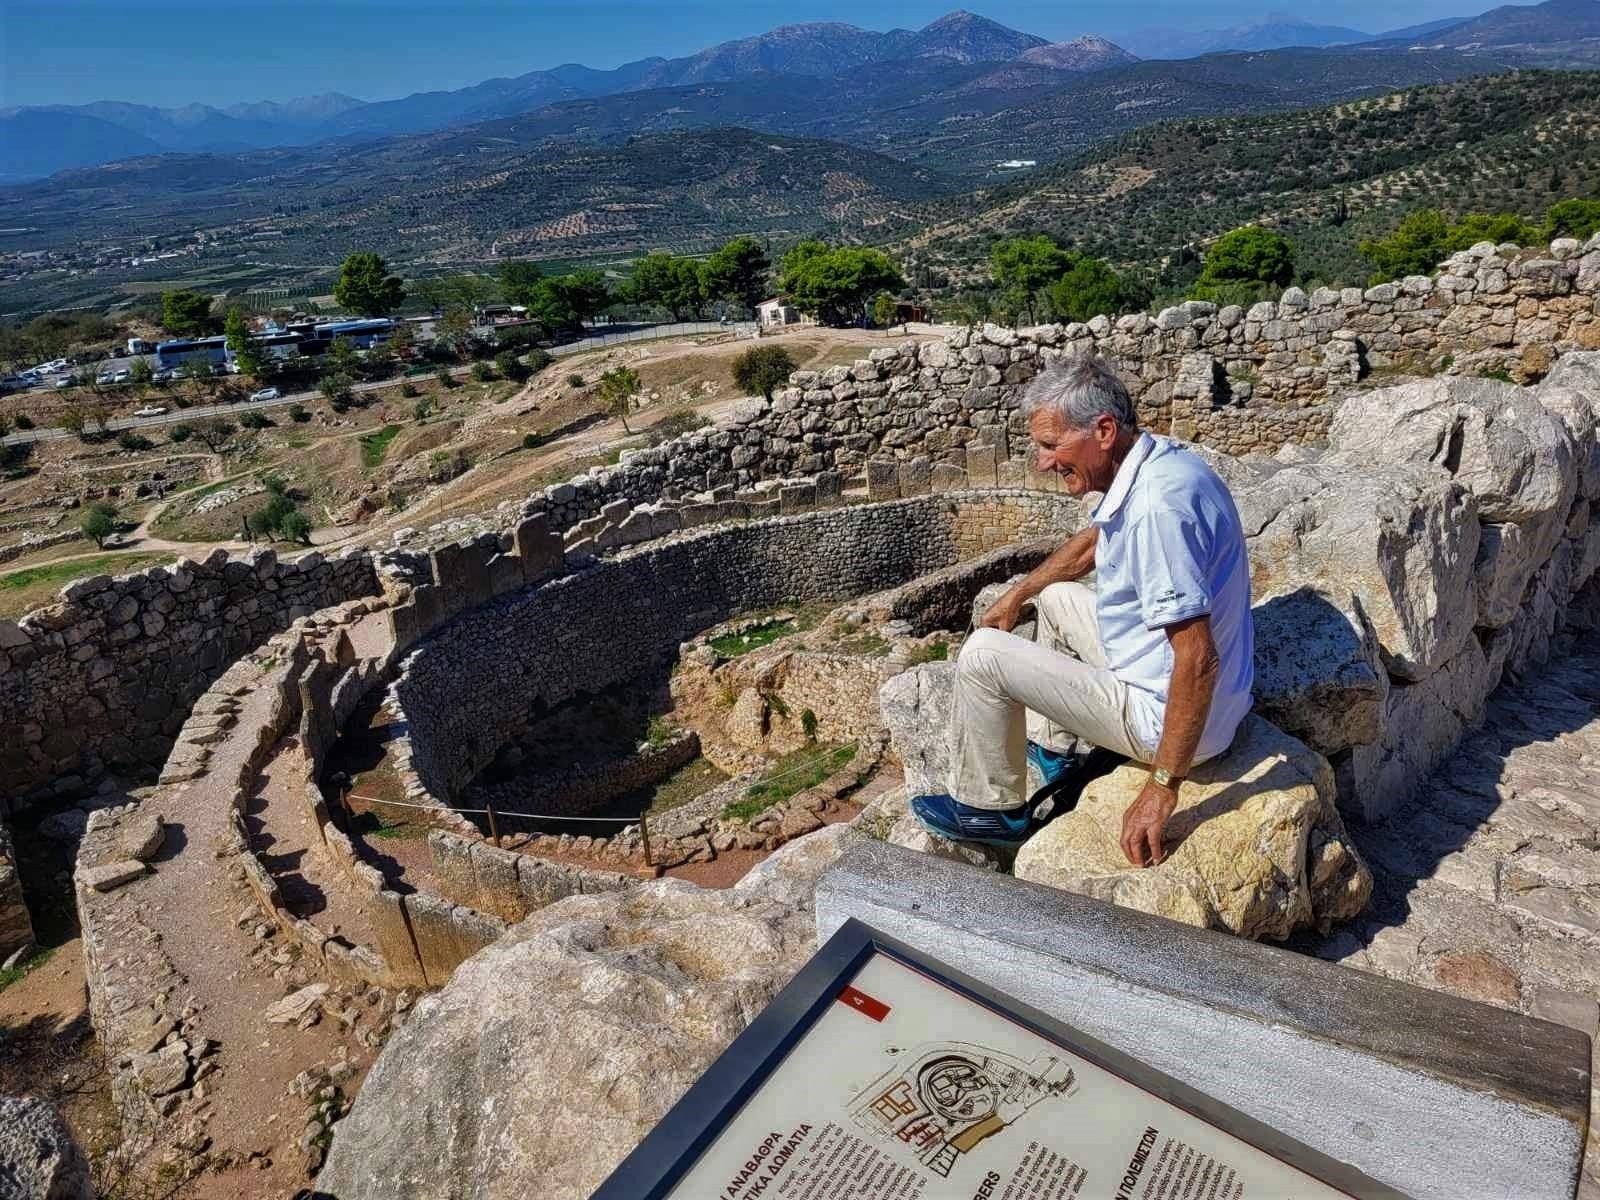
[0,1095,93,1200]
[318,827,861,1200]
[878,661,957,796]
[1242,462,1478,680]
[1537,353,1600,507]
[1328,376,1576,525]
[1014,716,1372,940]
[1250,587,1386,756]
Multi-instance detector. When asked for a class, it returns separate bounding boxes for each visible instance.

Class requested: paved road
[1,320,750,446]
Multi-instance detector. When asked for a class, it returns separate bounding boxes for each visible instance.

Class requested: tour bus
[153,335,232,371]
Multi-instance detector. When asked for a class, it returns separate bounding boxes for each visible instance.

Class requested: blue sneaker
[910,792,1031,847]
[1027,740,1082,786]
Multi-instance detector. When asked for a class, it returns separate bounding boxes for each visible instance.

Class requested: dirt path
[122,683,376,1198]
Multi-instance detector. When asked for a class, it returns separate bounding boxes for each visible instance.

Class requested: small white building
[756,297,803,328]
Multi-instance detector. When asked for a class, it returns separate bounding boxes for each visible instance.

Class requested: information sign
[593,919,1406,1199]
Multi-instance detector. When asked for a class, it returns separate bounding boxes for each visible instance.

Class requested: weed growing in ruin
[724,743,857,821]
[360,424,402,469]
[906,640,950,665]
[708,618,797,658]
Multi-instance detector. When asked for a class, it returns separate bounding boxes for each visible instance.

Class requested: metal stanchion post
[640,812,653,869]
[485,800,501,846]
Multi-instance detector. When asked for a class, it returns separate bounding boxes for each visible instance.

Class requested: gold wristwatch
[1151,766,1182,791]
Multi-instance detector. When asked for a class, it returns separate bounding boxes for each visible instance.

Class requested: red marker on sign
[837,985,890,1022]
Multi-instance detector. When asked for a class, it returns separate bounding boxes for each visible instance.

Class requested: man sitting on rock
[912,354,1254,864]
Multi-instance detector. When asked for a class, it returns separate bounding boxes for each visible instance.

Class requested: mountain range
[6,1,1596,183]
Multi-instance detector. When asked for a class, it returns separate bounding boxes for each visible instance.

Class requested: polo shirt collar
[1091,432,1155,526]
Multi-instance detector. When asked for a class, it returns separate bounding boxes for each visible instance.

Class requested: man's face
[1028,408,1119,497]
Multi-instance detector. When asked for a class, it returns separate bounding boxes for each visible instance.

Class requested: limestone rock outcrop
[878,661,958,797]
[0,1095,93,1200]
[1014,716,1372,939]
[318,826,864,1200]
[1249,587,1386,756]
[1243,461,1479,681]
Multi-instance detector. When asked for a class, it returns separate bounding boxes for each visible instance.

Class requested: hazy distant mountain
[1370,16,1473,40]
[0,110,163,182]
[221,93,365,124]
[1364,0,1600,66]
[1018,36,1139,70]
[1116,13,1370,59]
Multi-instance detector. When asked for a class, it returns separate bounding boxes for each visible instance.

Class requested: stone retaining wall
[388,491,1076,810]
[425,830,633,925]
[466,729,700,818]
[0,819,31,960]
[0,546,380,811]
[457,235,1600,543]
[0,529,86,565]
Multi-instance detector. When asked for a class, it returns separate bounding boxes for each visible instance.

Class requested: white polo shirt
[1091,432,1253,761]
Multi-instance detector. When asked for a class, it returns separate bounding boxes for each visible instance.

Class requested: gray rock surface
[1243,462,1479,680]
[80,860,144,893]
[1250,588,1387,756]
[1329,377,1575,525]
[318,827,858,1200]
[118,813,165,862]
[0,1095,93,1200]
[878,661,957,797]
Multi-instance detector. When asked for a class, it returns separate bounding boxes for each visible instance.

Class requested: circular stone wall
[391,491,1077,805]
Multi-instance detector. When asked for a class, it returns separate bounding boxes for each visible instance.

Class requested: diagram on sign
[848,1042,1077,1177]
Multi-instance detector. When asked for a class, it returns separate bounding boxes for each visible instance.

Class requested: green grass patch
[710,618,798,658]
[906,639,950,665]
[723,743,857,822]
[0,552,173,618]
[359,424,403,469]
[0,945,56,994]
[648,756,729,816]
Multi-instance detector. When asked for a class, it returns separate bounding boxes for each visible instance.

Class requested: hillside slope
[898,69,1600,289]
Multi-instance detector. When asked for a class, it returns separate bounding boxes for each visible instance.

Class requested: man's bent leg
[949,627,1144,811]
[1027,581,1106,755]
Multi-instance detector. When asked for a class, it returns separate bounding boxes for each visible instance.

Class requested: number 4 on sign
[837,986,890,1022]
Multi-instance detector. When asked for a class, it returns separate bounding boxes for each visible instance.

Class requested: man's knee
[957,627,1016,682]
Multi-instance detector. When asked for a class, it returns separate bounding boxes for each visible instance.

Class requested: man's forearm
[1153,623,1220,776]
[1010,525,1098,605]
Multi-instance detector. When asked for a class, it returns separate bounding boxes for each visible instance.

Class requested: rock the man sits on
[912,354,1254,862]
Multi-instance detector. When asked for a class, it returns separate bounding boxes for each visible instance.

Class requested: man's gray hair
[1020,354,1138,432]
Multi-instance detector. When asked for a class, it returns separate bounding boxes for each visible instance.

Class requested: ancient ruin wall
[487,235,1600,541]
[391,492,1076,807]
[0,547,380,810]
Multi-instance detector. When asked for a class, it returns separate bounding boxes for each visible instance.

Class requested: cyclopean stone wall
[0,818,32,960]
[388,492,1076,809]
[0,547,380,811]
[450,234,1600,544]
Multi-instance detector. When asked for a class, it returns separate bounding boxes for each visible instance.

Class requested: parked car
[132,405,169,418]
[248,387,281,402]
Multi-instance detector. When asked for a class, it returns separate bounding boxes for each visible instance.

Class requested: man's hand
[978,590,1027,633]
[1120,779,1177,867]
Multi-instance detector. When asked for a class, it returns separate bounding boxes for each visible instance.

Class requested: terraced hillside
[0,128,954,265]
[899,69,1600,290]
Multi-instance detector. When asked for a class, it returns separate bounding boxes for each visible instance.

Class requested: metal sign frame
[592,918,1407,1199]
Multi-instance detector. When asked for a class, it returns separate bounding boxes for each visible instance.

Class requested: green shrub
[521,431,543,450]
[732,345,796,401]
[13,414,33,429]
[470,360,494,383]
[117,430,154,451]
[526,348,553,372]
[400,382,419,398]
[566,372,585,388]
[239,410,273,430]
[288,402,309,422]
[436,365,455,388]
[168,423,193,443]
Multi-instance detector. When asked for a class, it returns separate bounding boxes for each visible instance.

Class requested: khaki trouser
[948,582,1153,811]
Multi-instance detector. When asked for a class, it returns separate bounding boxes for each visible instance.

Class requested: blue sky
[0,0,1478,109]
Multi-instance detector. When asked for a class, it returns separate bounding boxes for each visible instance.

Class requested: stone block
[930,463,967,493]
[897,456,932,497]
[487,554,523,598]
[513,515,564,583]
[813,470,844,505]
[817,840,1592,1200]
[469,840,526,924]
[779,483,817,514]
[965,443,999,487]
[865,460,900,501]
